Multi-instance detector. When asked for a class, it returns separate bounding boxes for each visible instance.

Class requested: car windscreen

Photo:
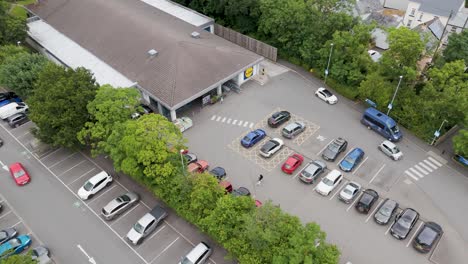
[327,143,340,152]
[390,125,400,134]
[379,204,393,217]
[83,181,94,191]
[242,135,252,142]
[262,141,276,151]
[323,90,333,97]
[322,178,334,186]
[343,188,354,195]
[9,238,21,247]
[133,222,145,234]
[0,231,7,240]
[180,257,194,264]
[13,169,25,178]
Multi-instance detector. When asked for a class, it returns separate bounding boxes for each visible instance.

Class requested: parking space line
[17,131,31,138]
[69,168,95,185]
[58,160,87,177]
[330,180,348,200]
[39,147,62,160]
[111,204,140,226]
[292,168,304,179]
[406,222,424,247]
[365,200,383,223]
[405,170,419,181]
[11,221,22,228]
[87,185,117,205]
[146,225,166,242]
[369,164,386,184]
[49,153,77,168]
[315,139,333,156]
[409,167,424,178]
[0,210,12,220]
[149,236,179,264]
[163,221,195,246]
[384,222,393,235]
[346,193,363,212]
[352,156,368,175]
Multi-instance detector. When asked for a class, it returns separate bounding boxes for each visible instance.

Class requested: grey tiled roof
[413,0,464,17]
[28,0,262,108]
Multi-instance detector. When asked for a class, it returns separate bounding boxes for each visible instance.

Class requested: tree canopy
[442,30,468,65]
[0,1,27,45]
[0,253,37,264]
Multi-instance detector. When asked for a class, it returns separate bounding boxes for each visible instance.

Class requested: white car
[368,49,382,62]
[378,140,403,160]
[315,87,338,104]
[339,181,361,203]
[78,171,113,200]
[174,117,193,132]
[316,170,343,196]
[259,138,284,158]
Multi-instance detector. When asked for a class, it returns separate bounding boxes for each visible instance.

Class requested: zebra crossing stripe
[233,120,237,125]
[405,170,419,181]
[418,162,432,172]
[427,157,442,167]
[249,123,254,128]
[227,118,232,124]
[409,167,424,178]
[216,116,221,122]
[243,122,248,127]
[414,164,428,175]
[211,115,216,120]
[423,159,438,170]
[221,117,226,123]
[238,121,243,126]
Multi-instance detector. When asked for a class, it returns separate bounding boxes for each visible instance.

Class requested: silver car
[299,160,326,184]
[179,242,212,264]
[101,192,139,220]
[378,140,403,160]
[126,205,167,245]
[339,182,361,203]
[282,121,306,139]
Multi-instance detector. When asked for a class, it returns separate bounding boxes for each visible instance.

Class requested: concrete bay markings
[150,236,180,264]
[365,200,384,223]
[110,204,141,226]
[346,192,363,212]
[406,222,424,247]
[369,164,386,184]
[330,180,348,201]
[352,156,369,175]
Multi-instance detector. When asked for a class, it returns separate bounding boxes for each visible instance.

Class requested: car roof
[185,242,210,261]
[382,140,396,148]
[326,170,342,180]
[138,212,156,226]
[402,208,418,218]
[89,171,109,184]
[349,148,364,158]
[364,107,397,127]
[9,162,23,171]
[197,160,208,167]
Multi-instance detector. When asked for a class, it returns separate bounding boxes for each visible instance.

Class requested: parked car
[322,137,347,161]
[299,160,326,184]
[187,160,209,174]
[0,235,31,259]
[219,180,233,194]
[9,162,31,186]
[0,97,22,108]
[0,102,28,120]
[259,138,284,158]
[368,49,382,62]
[339,181,361,203]
[232,187,251,197]
[0,137,3,147]
[355,189,379,214]
[0,228,17,245]
[281,154,304,174]
[412,222,443,253]
[267,111,291,128]
[101,192,140,220]
[315,87,338,104]
[183,152,197,164]
[390,208,419,240]
[374,198,399,225]
[126,205,168,245]
[378,140,403,160]
[7,113,29,128]
[241,129,266,148]
[315,170,343,196]
[77,171,113,200]
[179,242,212,264]
[174,117,193,132]
[339,148,365,172]
[0,92,18,102]
[32,246,53,264]
[282,121,306,139]
[209,167,226,180]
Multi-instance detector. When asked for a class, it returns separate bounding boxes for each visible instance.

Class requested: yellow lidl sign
[244,67,253,80]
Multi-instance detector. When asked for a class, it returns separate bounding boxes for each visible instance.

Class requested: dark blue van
[361,108,402,141]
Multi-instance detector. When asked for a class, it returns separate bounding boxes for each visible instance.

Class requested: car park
[378,140,403,160]
[322,137,347,161]
[77,170,113,200]
[315,87,338,104]
[338,182,361,203]
[0,235,31,259]
[183,152,198,164]
[0,228,17,245]
[232,187,251,197]
[259,138,284,158]
[9,162,31,186]
[281,121,306,139]
[187,160,209,173]
[412,222,443,253]
[316,170,343,196]
[32,246,53,264]
[241,129,266,148]
[126,205,168,245]
[390,208,420,240]
[339,148,365,172]
[355,189,379,214]
[179,241,212,264]
[267,111,291,128]
[0,102,29,120]
[101,192,140,220]
[281,153,304,174]
[299,160,326,184]
[7,113,29,128]
[374,198,399,225]
[209,167,226,180]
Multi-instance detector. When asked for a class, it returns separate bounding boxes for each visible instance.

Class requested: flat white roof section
[140,0,213,27]
[27,20,134,88]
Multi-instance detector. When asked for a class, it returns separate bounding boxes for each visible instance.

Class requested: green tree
[0,252,37,264]
[358,72,394,107]
[442,30,468,65]
[0,44,27,64]
[0,1,27,45]
[453,124,468,156]
[78,85,141,156]
[0,53,49,98]
[27,64,99,149]
[187,173,224,222]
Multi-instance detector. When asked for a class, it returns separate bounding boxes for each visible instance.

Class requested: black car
[390,208,419,240]
[355,189,379,214]
[374,198,399,225]
[267,111,291,128]
[232,187,251,197]
[0,228,17,245]
[183,152,197,164]
[412,222,443,253]
[322,137,348,161]
[0,137,3,147]
[209,167,226,180]
[7,113,29,128]
[0,92,18,102]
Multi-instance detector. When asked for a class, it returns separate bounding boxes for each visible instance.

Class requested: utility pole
[432,10,454,63]
[324,43,334,84]
[387,76,403,116]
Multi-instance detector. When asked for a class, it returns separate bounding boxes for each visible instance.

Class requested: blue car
[0,235,31,259]
[339,148,365,172]
[0,97,22,108]
[241,129,266,148]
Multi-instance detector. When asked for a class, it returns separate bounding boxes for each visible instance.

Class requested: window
[407,20,413,27]
[450,26,457,33]
[418,13,423,21]
[410,8,416,16]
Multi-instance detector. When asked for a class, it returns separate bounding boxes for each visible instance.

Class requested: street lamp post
[431,119,448,145]
[324,43,334,84]
[179,149,185,173]
[386,75,403,115]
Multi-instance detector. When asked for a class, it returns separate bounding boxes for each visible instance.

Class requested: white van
[0,102,29,120]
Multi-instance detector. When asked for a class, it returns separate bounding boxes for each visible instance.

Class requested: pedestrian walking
[256,174,264,186]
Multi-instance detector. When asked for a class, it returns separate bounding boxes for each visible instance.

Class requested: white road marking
[369,164,386,184]
[346,193,362,212]
[315,139,333,156]
[49,152,77,168]
[232,120,237,125]
[405,170,419,181]
[365,200,383,223]
[146,225,166,241]
[87,185,117,205]
[385,222,393,235]
[77,244,96,264]
[0,210,12,220]
[249,123,254,128]
[227,118,232,124]
[221,117,226,123]
[150,237,180,263]
[423,159,438,170]
[330,180,348,200]
[215,116,221,122]
[39,147,62,160]
[406,222,424,247]
[427,157,442,167]
[352,156,369,175]
[238,120,243,126]
[418,162,432,172]
[293,168,304,179]
[210,115,216,120]
[11,221,22,228]
[17,131,31,138]
[403,179,413,185]
[409,167,424,178]
[244,122,248,127]
[69,168,95,185]
[111,204,140,226]
[58,160,87,177]
[414,164,428,175]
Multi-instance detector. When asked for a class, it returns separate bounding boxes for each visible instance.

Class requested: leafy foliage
[0,1,27,45]
[453,126,468,156]
[442,30,468,65]
[0,252,37,264]
[0,44,27,64]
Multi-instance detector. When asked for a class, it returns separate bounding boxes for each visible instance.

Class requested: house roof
[384,0,409,11]
[27,0,262,109]
[413,0,464,17]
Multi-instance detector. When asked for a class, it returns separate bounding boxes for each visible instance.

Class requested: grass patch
[10,5,27,19]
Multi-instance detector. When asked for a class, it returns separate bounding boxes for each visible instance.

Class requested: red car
[281,154,304,174]
[187,160,209,173]
[9,162,30,186]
